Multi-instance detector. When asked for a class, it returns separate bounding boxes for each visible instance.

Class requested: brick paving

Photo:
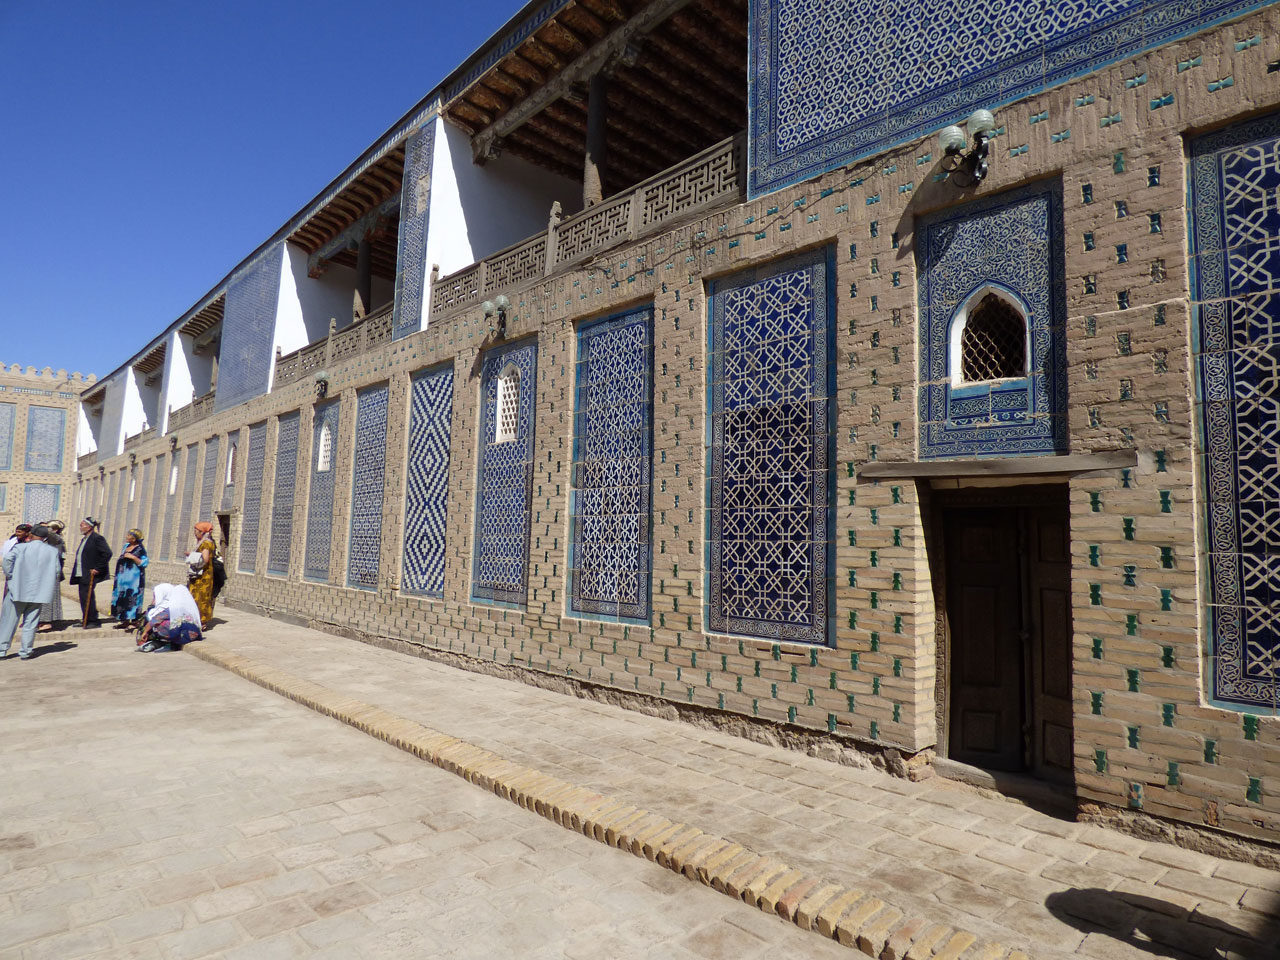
[0,625,857,960]
[187,605,1280,960]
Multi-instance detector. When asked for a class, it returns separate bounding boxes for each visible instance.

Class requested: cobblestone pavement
[185,606,1280,960]
[0,628,859,960]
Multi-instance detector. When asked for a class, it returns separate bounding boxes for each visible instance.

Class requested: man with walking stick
[69,518,112,628]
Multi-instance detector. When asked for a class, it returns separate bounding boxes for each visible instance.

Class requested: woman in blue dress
[111,528,149,627]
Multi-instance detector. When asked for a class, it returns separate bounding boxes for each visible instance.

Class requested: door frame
[925,482,1072,776]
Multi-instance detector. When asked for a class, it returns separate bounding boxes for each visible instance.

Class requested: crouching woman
[137,584,203,652]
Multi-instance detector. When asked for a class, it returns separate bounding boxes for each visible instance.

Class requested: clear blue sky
[0,0,522,380]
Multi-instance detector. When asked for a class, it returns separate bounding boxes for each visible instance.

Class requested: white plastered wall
[76,404,97,457]
[159,329,194,435]
[277,244,358,354]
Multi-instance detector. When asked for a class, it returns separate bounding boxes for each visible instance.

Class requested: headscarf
[194,521,214,537]
[48,520,65,533]
[127,528,144,543]
[149,584,201,626]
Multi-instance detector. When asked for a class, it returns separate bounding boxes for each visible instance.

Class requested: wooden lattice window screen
[961,294,1027,381]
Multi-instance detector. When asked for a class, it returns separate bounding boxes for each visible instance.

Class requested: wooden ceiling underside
[133,341,167,376]
[445,0,747,196]
[289,147,405,281]
[180,295,224,340]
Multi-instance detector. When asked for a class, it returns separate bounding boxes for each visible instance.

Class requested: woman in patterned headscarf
[111,528,149,627]
[187,521,217,629]
[36,520,66,631]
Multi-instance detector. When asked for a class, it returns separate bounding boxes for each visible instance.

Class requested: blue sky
[0,0,522,379]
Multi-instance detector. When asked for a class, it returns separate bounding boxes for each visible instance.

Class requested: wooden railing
[168,390,215,431]
[123,425,157,451]
[429,133,744,320]
[273,302,394,389]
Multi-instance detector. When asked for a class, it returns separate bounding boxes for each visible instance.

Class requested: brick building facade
[73,1,1280,849]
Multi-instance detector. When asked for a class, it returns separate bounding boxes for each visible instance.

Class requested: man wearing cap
[69,518,112,627]
[1,524,32,564]
[1,525,61,660]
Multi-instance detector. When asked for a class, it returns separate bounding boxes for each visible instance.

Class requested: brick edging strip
[187,643,1024,960]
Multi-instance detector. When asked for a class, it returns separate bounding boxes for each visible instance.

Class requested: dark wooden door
[943,492,1073,779]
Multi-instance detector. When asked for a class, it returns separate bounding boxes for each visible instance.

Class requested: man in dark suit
[69,517,112,626]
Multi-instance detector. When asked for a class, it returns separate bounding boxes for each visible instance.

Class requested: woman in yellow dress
[187,521,217,629]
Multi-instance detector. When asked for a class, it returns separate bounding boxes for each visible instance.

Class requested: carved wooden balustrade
[429,133,744,320]
[272,303,394,389]
[168,390,216,431]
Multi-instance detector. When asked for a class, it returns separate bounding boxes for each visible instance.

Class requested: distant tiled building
[75,0,1280,850]
[0,364,94,529]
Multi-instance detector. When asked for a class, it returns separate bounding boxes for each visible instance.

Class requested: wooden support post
[353,237,372,321]
[583,72,607,207]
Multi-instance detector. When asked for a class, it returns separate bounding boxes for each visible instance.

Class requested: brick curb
[187,642,1029,960]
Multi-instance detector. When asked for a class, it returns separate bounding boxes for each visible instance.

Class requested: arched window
[225,442,237,484]
[954,291,1029,384]
[129,475,136,502]
[316,424,333,472]
[496,365,520,443]
[169,464,179,495]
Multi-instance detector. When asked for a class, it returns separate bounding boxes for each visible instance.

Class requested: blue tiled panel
[222,430,240,511]
[24,406,66,472]
[748,0,1278,197]
[175,444,199,559]
[472,340,537,607]
[402,366,453,597]
[392,124,435,341]
[160,454,179,561]
[0,484,6,512]
[569,308,653,623]
[269,413,300,577]
[1191,112,1280,711]
[0,402,14,470]
[304,402,341,582]
[707,249,833,643]
[148,453,166,547]
[137,461,152,539]
[238,423,268,574]
[23,483,59,524]
[215,244,283,412]
[348,385,389,590]
[917,182,1067,459]
[199,435,220,523]
[112,470,129,554]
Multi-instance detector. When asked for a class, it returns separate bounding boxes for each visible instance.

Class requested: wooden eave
[132,341,167,376]
[287,146,406,260]
[179,296,225,340]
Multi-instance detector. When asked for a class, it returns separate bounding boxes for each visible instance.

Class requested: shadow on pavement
[27,641,78,659]
[1046,887,1278,959]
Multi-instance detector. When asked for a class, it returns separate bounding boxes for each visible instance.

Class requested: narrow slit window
[225,442,237,484]
[316,424,333,472]
[496,366,520,443]
[169,464,179,495]
[960,293,1027,382]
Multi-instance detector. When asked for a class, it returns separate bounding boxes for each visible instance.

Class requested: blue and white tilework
[403,366,454,597]
[269,413,300,576]
[0,484,6,512]
[917,182,1067,459]
[569,308,653,623]
[392,123,435,341]
[175,444,199,559]
[1191,112,1280,710]
[238,423,268,574]
[305,402,341,582]
[215,244,283,412]
[199,435,220,523]
[23,483,59,524]
[348,385,389,590]
[748,0,1277,197]
[222,430,239,511]
[24,406,65,472]
[148,453,166,548]
[707,249,833,643]
[0,402,15,470]
[160,452,179,562]
[472,340,537,607]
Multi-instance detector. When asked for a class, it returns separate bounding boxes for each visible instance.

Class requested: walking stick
[81,570,97,629]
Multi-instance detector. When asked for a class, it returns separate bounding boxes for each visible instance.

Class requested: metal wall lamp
[482,294,511,341]
[314,369,330,400]
[939,109,997,186]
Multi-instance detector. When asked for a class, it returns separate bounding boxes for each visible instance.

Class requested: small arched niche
[316,423,333,472]
[495,363,521,443]
[948,285,1031,388]
[225,441,237,484]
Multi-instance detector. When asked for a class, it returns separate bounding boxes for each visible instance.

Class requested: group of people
[0,517,222,660]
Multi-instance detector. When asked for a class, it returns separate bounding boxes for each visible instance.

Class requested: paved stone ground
[185,606,1280,960]
[0,627,859,959]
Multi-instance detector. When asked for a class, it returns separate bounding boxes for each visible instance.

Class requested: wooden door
[1026,504,1074,781]
[944,507,1025,771]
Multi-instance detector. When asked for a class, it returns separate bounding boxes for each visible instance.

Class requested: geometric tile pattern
[23,483,59,524]
[472,339,537,607]
[748,0,1276,197]
[176,444,199,560]
[238,423,268,574]
[1191,111,1280,710]
[707,249,833,643]
[161,452,180,562]
[569,307,653,622]
[199,435,220,524]
[216,243,283,412]
[917,181,1068,459]
[269,413,300,577]
[148,452,166,548]
[138,460,152,539]
[305,401,341,582]
[0,483,5,512]
[24,405,66,472]
[403,365,453,597]
[348,385,389,590]
[222,430,239,511]
[392,123,435,341]
[0,402,15,470]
